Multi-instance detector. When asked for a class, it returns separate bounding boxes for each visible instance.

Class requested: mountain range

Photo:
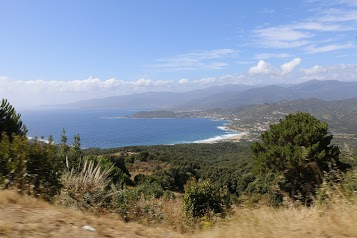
[65,80,357,110]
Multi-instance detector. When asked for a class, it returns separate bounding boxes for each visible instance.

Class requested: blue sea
[21,109,240,149]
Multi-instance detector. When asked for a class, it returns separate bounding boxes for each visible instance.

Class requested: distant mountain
[288,80,357,100]
[65,84,256,109]
[64,80,357,110]
[179,85,299,110]
[180,80,357,110]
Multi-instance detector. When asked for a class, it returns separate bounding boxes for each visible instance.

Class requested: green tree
[67,134,82,167]
[0,99,27,140]
[59,128,69,162]
[26,136,64,199]
[0,133,28,188]
[0,100,64,199]
[251,112,346,203]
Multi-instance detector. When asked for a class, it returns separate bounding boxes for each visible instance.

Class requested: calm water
[21,108,239,149]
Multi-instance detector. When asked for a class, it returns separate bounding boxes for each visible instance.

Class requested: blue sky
[0,0,356,107]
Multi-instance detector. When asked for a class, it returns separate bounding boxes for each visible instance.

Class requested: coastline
[220,131,249,142]
[194,120,249,144]
[194,131,248,144]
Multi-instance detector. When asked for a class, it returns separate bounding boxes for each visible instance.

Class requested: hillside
[130,97,357,136]
[183,80,357,110]
[0,191,182,238]
[228,97,357,135]
[2,190,357,238]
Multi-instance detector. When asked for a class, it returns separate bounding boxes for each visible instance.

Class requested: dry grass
[127,160,171,179]
[194,201,357,238]
[1,190,357,237]
[161,198,192,232]
[0,190,183,238]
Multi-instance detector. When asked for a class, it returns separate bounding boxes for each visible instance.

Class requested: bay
[21,109,239,149]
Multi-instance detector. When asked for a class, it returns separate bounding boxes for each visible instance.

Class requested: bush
[183,178,229,218]
[0,134,28,189]
[26,136,64,199]
[0,133,63,200]
[101,154,131,186]
[244,172,284,206]
[135,181,164,199]
[110,187,166,224]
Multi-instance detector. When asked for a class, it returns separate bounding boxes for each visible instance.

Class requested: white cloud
[149,49,237,71]
[255,27,312,42]
[254,27,312,48]
[254,53,293,60]
[299,64,357,81]
[0,77,178,107]
[280,58,302,75]
[178,78,189,84]
[248,60,274,75]
[248,58,301,76]
[308,0,357,7]
[317,9,357,22]
[253,21,354,49]
[338,0,357,7]
[293,22,352,31]
[305,42,354,53]
[301,65,327,75]
[252,0,357,52]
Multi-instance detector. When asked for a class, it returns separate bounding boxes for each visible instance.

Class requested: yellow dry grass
[194,202,357,238]
[1,190,357,237]
[0,190,183,238]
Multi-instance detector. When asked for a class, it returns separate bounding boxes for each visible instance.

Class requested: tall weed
[57,159,113,212]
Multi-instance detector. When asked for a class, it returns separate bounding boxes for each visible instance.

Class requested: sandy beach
[195,131,249,144]
[221,131,249,142]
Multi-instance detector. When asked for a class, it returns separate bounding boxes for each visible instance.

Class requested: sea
[21,108,240,149]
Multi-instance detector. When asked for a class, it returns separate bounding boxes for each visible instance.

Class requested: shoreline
[194,131,249,144]
[220,131,249,142]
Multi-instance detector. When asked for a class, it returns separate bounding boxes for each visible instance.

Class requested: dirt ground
[0,191,182,238]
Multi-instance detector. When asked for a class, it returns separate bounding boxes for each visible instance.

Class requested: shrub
[110,187,165,224]
[183,178,229,218]
[26,136,64,199]
[0,133,63,200]
[0,133,28,189]
[135,181,164,199]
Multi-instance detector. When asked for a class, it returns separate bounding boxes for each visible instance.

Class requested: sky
[0,0,356,108]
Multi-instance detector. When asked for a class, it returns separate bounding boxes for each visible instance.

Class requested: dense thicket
[84,142,253,195]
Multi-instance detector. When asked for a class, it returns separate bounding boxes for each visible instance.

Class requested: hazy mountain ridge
[65,80,357,110]
[67,84,256,110]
